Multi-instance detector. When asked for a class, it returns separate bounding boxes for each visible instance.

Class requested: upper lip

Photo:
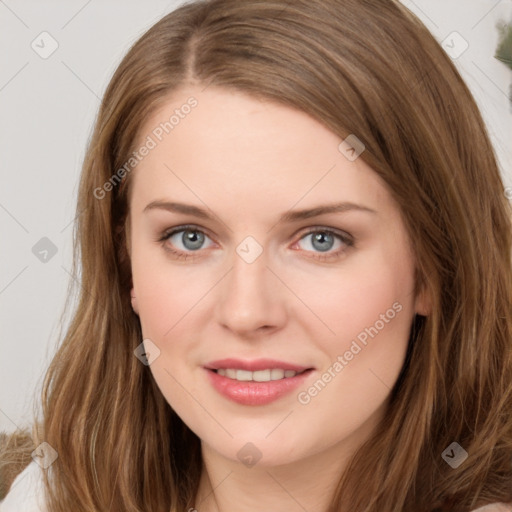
[204,358,312,372]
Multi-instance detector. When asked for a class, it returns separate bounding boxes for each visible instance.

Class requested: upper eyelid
[163,224,215,242]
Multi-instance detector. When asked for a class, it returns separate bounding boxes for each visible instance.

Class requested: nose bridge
[215,235,285,334]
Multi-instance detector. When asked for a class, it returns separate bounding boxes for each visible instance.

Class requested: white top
[1,461,511,511]
[0,461,47,512]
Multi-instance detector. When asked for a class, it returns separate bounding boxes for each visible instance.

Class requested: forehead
[129,86,391,218]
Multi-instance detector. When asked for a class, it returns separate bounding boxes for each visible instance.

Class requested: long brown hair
[2,0,512,510]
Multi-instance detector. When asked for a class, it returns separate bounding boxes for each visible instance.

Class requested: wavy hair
[2,0,512,510]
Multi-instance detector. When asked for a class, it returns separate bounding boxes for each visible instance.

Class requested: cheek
[290,244,416,415]
[131,239,210,338]
[289,246,416,349]
[291,260,414,441]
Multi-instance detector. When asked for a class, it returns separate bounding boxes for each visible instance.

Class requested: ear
[130,287,139,315]
[414,282,431,317]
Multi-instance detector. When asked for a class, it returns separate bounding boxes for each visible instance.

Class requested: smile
[204,359,314,406]
[214,368,304,381]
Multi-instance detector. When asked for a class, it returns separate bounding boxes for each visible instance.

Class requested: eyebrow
[143,200,376,222]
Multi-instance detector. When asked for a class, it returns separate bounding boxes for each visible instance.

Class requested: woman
[1,0,512,510]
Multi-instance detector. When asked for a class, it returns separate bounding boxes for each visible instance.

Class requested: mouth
[203,358,315,406]
[210,367,310,382]
[204,358,312,373]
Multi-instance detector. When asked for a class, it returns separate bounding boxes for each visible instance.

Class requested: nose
[215,244,287,338]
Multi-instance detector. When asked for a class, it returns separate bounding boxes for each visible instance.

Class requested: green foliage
[495,21,512,70]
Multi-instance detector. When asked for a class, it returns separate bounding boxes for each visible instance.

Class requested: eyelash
[156,224,354,262]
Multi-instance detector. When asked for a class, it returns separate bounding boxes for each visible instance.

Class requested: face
[127,85,428,468]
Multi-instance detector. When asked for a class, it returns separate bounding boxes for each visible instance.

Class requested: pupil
[183,230,204,250]
[313,232,333,252]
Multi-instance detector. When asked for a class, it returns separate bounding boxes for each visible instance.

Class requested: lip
[204,358,311,372]
[203,359,314,406]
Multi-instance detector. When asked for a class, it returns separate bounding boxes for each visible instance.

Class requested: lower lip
[205,368,313,406]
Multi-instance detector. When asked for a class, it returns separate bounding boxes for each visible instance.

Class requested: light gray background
[1,0,511,434]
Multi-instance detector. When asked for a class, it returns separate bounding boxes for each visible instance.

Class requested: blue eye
[294,228,353,261]
[301,231,337,252]
[158,226,213,259]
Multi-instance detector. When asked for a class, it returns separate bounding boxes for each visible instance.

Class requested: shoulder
[472,504,512,512]
[0,460,47,512]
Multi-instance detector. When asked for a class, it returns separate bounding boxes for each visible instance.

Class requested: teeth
[215,368,299,382]
[271,369,285,380]
[236,370,253,381]
[225,369,237,379]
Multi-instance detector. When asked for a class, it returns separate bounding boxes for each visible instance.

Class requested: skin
[127,85,429,512]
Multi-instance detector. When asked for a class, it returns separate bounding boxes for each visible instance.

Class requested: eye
[293,228,354,261]
[157,225,215,260]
